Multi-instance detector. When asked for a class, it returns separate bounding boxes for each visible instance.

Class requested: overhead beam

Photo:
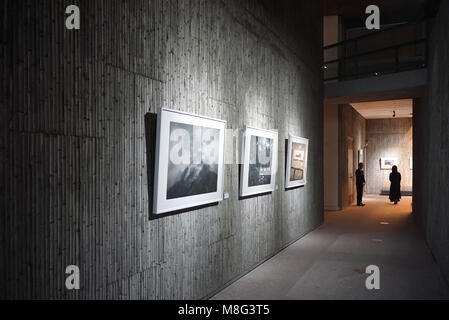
[324,69,427,104]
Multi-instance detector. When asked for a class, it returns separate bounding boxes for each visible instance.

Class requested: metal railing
[324,21,428,82]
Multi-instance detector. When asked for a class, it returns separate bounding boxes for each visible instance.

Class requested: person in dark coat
[355,163,366,206]
[389,165,402,205]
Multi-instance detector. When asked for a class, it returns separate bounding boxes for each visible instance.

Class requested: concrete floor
[212,196,449,300]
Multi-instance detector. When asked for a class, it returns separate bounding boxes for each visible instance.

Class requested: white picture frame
[240,126,278,197]
[380,157,399,170]
[410,157,413,170]
[153,108,226,214]
[285,135,309,189]
[358,149,364,164]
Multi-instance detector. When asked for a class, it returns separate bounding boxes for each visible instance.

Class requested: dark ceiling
[324,0,441,27]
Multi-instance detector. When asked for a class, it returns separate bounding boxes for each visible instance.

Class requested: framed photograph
[380,157,399,170]
[153,108,226,214]
[285,135,309,189]
[240,126,278,197]
[358,149,364,164]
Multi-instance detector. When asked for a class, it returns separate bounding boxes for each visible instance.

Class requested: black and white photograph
[248,136,274,187]
[153,108,226,214]
[240,126,278,197]
[285,135,309,189]
[167,122,219,199]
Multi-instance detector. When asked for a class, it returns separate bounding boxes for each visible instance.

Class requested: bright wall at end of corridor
[366,118,413,195]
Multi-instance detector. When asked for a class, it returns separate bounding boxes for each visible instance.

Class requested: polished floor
[212,196,449,300]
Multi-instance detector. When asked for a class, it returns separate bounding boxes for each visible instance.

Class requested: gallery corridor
[3,0,449,302]
[212,196,449,300]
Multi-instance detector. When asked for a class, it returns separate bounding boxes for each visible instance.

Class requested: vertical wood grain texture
[1,0,323,299]
[366,118,413,195]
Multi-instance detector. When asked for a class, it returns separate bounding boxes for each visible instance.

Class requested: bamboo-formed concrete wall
[414,0,449,284]
[1,0,323,299]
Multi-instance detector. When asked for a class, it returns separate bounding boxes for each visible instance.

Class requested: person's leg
[357,186,363,205]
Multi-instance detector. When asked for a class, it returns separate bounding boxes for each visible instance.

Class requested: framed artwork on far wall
[358,149,364,164]
[380,157,399,170]
[285,135,309,189]
[153,108,227,215]
[240,126,278,197]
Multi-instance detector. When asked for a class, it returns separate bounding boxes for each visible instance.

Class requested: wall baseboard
[201,221,323,300]
[379,190,413,196]
[325,205,341,211]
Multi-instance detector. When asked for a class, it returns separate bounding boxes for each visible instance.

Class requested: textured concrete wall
[366,119,413,195]
[414,1,449,284]
[339,104,366,208]
[324,104,340,210]
[0,0,324,299]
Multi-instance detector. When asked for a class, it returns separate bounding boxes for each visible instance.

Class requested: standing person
[355,163,366,206]
[389,165,402,205]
